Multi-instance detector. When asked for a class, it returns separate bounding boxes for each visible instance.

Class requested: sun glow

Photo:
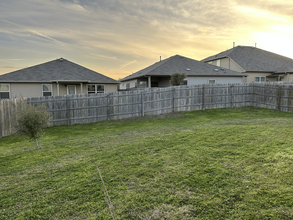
[253,25,293,59]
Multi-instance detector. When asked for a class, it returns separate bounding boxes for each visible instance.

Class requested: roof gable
[0,58,119,83]
[202,46,293,72]
[121,55,246,81]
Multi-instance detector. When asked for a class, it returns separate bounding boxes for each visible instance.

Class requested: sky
[1,0,293,80]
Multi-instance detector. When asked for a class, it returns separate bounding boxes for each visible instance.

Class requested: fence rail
[1,82,293,138]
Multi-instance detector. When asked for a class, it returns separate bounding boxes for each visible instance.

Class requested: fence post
[172,88,175,112]
[202,84,206,110]
[141,92,144,117]
[107,94,110,121]
[277,85,282,111]
[66,96,71,125]
[250,83,254,107]
[231,85,234,108]
[0,101,2,139]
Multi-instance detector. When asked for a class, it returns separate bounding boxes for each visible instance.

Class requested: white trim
[42,84,53,97]
[67,85,76,95]
[255,76,266,82]
[0,83,10,99]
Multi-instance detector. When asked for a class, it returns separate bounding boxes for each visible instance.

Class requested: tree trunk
[34,138,39,149]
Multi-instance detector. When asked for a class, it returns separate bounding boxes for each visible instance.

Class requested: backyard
[0,107,293,219]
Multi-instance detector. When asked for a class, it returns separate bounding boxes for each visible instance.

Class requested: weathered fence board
[2,82,293,138]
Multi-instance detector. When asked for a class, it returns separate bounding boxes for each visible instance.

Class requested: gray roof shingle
[201,46,293,73]
[121,55,246,81]
[0,58,119,84]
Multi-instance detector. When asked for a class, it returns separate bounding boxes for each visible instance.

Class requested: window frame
[67,85,76,95]
[208,79,216,84]
[0,84,10,99]
[255,76,266,82]
[87,84,105,94]
[42,84,53,97]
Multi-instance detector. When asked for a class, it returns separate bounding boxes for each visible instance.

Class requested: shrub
[170,72,187,86]
[14,101,51,149]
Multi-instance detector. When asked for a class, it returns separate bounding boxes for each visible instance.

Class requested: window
[87,84,104,94]
[0,84,10,99]
[208,79,216,84]
[140,81,147,88]
[216,60,221,67]
[126,83,130,89]
[208,61,212,64]
[182,80,188,85]
[67,85,76,95]
[255,76,266,82]
[42,84,52,96]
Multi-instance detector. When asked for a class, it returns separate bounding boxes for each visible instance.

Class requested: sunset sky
[1,0,293,80]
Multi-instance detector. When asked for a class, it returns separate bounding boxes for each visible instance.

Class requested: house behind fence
[1,82,293,138]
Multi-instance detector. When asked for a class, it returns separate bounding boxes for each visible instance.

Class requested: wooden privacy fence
[1,82,293,138]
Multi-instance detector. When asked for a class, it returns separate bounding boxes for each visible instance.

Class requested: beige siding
[219,58,230,69]
[105,84,118,93]
[228,59,245,72]
[7,82,118,98]
[245,72,273,83]
[206,58,245,73]
[10,83,44,98]
[282,74,293,82]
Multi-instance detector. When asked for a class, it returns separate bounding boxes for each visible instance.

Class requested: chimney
[160,56,161,62]
[233,42,235,48]
[255,43,257,47]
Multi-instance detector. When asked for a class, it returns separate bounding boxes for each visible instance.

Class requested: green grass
[1,107,293,219]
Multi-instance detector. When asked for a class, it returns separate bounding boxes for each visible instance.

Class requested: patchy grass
[1,107,293,219]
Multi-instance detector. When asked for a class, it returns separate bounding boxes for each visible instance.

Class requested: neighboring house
[119,55,247,89]
[0,58,119,99]
[201,46,293,83]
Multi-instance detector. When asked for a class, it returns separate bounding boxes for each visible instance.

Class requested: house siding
[6,82,118,98]
[186,76,244,85]
[10,83,45,98]
[245,72,275,83]
[105,84,118,93]
[205,58,245,73]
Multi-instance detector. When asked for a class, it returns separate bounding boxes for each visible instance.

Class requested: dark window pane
[0,92,9,99]
[97,85,104,92]
[43,92,52,96]
[88,85,95,92]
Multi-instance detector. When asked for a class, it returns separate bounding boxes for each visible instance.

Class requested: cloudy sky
[1,0,293,79]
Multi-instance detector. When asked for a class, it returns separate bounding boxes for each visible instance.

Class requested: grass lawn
[1,107,293,219]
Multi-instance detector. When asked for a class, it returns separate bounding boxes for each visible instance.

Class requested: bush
[170,72,187,86]
[14,101,51,149]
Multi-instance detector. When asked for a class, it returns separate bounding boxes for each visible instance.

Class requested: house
[0,58,119,99]
[119,55,247,89]
[201,46,293,83]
